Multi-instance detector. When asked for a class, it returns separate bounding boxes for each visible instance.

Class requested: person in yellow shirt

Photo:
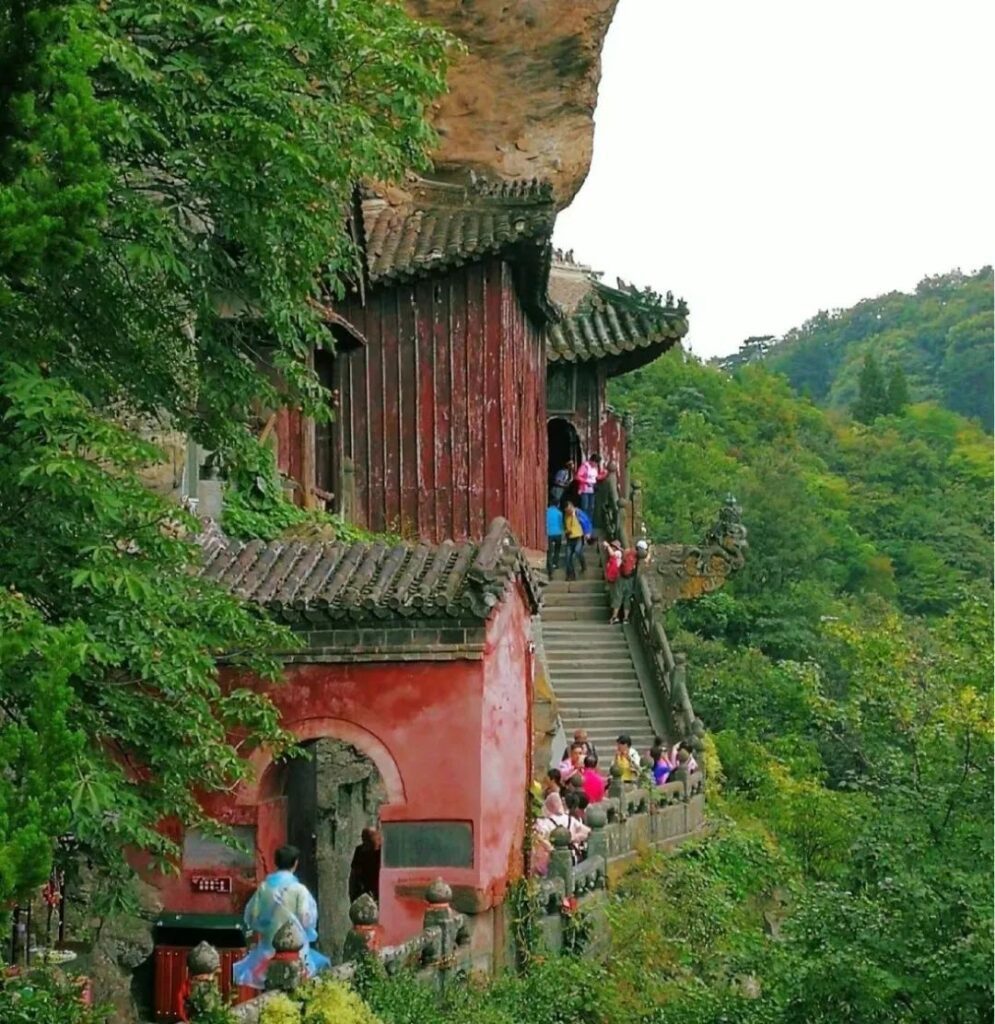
[563,501,586,581]
[613,734,641,782]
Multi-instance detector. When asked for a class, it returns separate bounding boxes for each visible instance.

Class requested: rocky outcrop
[408,0,620,208]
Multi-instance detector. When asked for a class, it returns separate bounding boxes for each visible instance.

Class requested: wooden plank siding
[554,363,629,495]
[317,258,547,550]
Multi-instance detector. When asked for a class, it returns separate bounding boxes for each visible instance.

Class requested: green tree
[0,0,451,903]
[885,362,910,414]
[851,352,889,423]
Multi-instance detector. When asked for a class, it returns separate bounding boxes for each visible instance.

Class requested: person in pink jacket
[574,453,602,516]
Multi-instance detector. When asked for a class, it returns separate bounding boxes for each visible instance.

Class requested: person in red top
[581,754,606,804]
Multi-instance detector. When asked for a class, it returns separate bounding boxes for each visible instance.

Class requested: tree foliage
[0,0,451,904]
[852,351,888,423]
[601,342,994,1021]
[718,267,994,430]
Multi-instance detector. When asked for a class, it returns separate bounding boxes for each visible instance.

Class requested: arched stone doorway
[279,738,386,959]
[547,417,582,502]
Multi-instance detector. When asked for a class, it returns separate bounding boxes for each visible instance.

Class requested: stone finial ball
[550,825,572,849]
[426,877,452,905]
[349,892,379,926]
[609,762,623,779]
[271,919,305,953]
[186,940,220,975]
[691,718,706,737]
[585,804,608,829]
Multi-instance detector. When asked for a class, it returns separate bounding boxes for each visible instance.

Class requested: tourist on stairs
[649,745,673,785]
[233,844,330,989]
[613,734,642,782]
[561,727,598,763]
[576,504,594,541]
[581,755,607,804]
[575,453,601,515]
[558,742,586,782]
[546,496,564,578]
[603,539,624,623]
[550,459,575,505]
[669,739,698,773]
[563,501,586,580]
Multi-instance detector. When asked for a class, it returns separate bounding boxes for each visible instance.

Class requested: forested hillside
[599,352,993,1022]
[332,355,993,1024]
[717,267,993,430]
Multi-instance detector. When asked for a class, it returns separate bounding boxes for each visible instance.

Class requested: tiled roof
[545,261,689,372]
[359,176,556,318]
[199,517,539,625]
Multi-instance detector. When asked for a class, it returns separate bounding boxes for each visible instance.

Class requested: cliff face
[407,0,620,208]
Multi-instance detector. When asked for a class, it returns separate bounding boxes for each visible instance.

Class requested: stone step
[545,656,632,667]
[541,607,614,623]
[542,625,625,635]
[542,592,610,606]
[544,643,632,655]
[542,619,618,629]
[554,677,642,691]
[545,649,634,660]
[544,663,638,679]
[543,640,631,651]
[543,580,606,594]
[544,638,631,647]
[560,688,646,704]
[553,680,641,694]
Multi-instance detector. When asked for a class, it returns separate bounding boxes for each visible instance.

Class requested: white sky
[553,0,995,358]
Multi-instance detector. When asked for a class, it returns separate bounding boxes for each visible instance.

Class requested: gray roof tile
[199,518,540,626]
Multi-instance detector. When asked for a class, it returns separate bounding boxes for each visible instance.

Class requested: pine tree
[852,352,889,423]
[886,363,911,414]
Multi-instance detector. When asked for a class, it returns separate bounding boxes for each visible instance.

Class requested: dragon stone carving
[643,495,748,611]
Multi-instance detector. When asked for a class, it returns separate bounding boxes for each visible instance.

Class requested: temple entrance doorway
[283,738,386,959]
[547,417,582,503]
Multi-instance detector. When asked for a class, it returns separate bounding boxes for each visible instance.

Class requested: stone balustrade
[186,777,705,1021]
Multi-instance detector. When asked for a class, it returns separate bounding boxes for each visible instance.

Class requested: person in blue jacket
[233,845,330,989]
[546,496,564,578]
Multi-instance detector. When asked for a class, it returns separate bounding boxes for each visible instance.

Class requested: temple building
[151,171,713,1016]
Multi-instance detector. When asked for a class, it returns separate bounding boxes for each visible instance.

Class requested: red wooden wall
[330,258,546,549]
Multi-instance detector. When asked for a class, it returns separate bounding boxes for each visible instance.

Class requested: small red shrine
[160,172,689,979]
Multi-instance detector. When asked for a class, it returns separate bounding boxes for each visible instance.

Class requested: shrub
[0,970,107,1024]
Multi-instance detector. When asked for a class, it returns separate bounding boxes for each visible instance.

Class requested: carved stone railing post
[264,920,305,993]
[421,878,468,976]
[184,941,223,1022]
[607,762,625,820]
[670,653,695,739]
[668,749,692,803]
[548,827,575,898]
[343,893,382,961]
[690,716,707,765]
[585,803,608,861]
[629,479,642,543]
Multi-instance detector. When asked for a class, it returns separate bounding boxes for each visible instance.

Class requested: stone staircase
[540,548,658,758]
